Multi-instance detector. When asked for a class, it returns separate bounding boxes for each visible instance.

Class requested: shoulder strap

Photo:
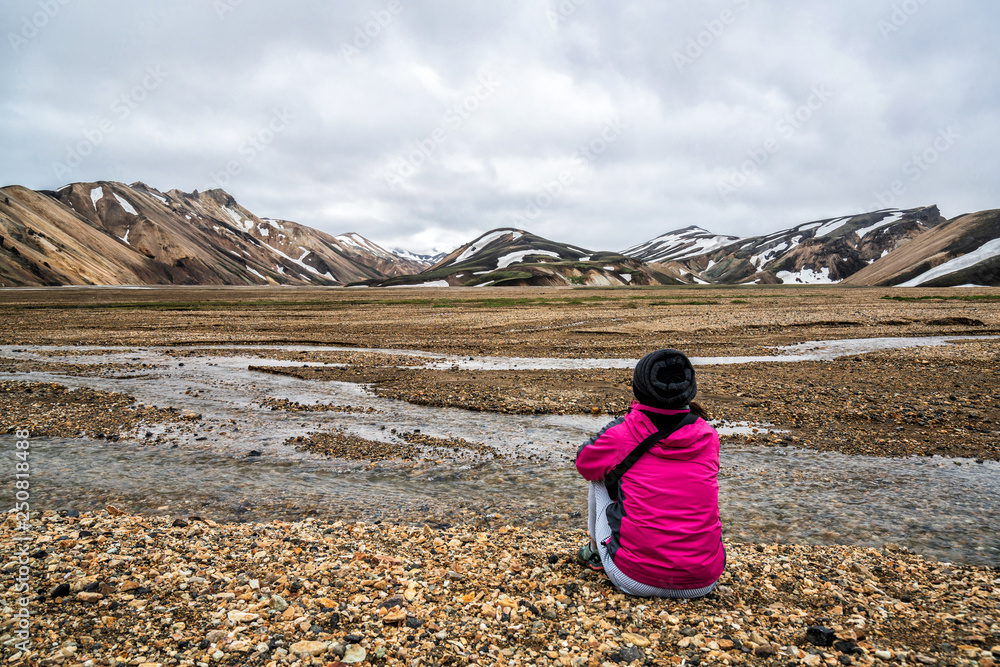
[604,411,699,501]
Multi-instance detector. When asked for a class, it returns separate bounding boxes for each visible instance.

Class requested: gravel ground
[2,286,999,665]
[2,511,997,667]
[0,381,186,440]
[0,286,996,358]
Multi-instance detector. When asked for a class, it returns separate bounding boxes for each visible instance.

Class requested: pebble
[4,510,997,667]
[289,640,328,657]
[806,625,836,647]
[342,644,367,663]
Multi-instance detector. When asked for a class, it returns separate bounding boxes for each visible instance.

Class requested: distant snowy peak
[379,227,681,288]
[624,206,946,285]
[392,248,447,265]
[434,228,592,271]
[708,205,946,285]
[622,226,741,264]
[335,232,397,260]
[446,229,529,266]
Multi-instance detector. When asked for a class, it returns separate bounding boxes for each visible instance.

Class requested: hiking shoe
[577,543,604,571]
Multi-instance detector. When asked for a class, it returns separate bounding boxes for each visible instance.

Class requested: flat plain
[2,285,999,667]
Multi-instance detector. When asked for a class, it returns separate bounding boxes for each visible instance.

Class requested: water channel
[2,336,997,566]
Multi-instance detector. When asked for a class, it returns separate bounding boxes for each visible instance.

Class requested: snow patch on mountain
[453,230,515,264]
[336,232,396,259]
[855,212,904,239]
[496,250,559,269]
[776,267,836,284]
[113,193,138,215]
[899,238,1000,286]
[622,226,740,264]
[90,187,103,209]
[400,280,450,288]
[222,206,252,232]
[814,216,853,237]
[246,266,267,280]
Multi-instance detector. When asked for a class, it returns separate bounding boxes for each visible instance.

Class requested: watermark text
[11,429,32,654]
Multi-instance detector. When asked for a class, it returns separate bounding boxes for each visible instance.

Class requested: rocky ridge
[376,228,680,288]
[624,207,947,286]
[0,181,430,287]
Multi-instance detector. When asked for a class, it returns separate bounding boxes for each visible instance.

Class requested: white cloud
[1,0,998,255]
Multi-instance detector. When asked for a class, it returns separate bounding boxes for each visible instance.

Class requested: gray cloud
[2,0,997,254]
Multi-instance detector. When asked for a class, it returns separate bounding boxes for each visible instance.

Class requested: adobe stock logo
[866,126,960,211]
[510,117,627,226]
[340,0,407,62]
[718,85,833,201]
[877,0,933,39]
[384,73,501,189]
[546,0,588,30]
[8,0,73,54]
[673,0,752,73]
[204,108,295,190]
[51,66,169,179]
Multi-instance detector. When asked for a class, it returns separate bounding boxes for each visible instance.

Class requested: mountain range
[1,180,998,288]
[0,181,430,287]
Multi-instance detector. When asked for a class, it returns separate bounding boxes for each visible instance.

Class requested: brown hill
[843,209,1000,287]
[0,182,428,287]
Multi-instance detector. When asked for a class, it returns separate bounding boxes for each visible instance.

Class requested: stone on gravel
[342,644,367,663]
[806,625,837,646]
[290,640,328,657]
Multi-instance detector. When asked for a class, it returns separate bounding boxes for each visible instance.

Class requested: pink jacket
[575,402,725,589]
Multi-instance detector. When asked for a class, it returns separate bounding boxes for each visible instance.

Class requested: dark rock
[172,518,190,528]
[344,634,363,644]
[405,616,423,629]
[65,509,81,518]
[754,644,776,657]
[806,626,836,647]
[609,645,644,664]
[83,581,101,593]
[247,450,263,457]
[377,595,406,611]
[835,640,862,655]
[50,583,71,599]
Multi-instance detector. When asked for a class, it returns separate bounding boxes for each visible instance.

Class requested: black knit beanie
[632,348,697,409]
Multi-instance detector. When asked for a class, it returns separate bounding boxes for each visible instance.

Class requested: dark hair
[689,400,710,421]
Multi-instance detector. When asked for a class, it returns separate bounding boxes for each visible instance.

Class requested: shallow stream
[2,336,998,566]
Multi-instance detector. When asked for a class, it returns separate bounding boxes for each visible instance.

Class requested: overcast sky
[3,1,997,255]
